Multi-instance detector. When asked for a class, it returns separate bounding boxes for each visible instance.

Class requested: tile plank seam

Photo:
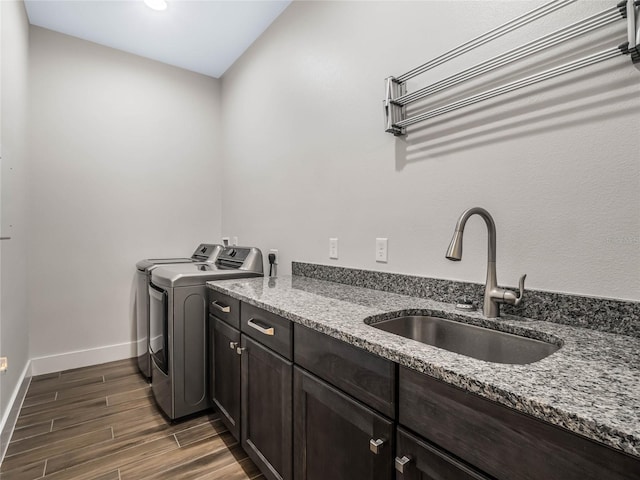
[2,358,258,480]
[127,437,242,479]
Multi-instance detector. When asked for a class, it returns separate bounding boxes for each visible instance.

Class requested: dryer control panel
[216,247,262,271]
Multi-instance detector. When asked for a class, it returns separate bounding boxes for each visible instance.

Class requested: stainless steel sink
[370,315,560,364]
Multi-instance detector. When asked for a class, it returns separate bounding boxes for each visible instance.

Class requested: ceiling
[24,0,292,78]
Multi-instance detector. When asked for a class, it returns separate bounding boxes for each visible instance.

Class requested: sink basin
[370,315,560,364]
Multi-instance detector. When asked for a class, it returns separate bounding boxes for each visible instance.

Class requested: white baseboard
[0,360,32,464]
[30,341,136,376]
[0,342,135,464]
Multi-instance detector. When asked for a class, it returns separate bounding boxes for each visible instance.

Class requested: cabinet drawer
[294,324,396,418]
[399,366,640,480]
[241,303,292,360]
[207,289,240,329]
[395,427,490,480]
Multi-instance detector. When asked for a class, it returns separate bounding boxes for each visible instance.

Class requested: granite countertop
[206,275,640,458]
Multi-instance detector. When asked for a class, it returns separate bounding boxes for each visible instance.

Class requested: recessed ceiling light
[144,0,167,12]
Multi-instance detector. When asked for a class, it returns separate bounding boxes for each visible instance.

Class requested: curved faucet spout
[445,207,524,318]
[446,207,496,262]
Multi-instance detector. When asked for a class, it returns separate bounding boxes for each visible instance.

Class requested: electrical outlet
[376,238,388,263]
[232,236,239,246]
[222,237,230,246]
[329,238,339,259]
[269,249,279,264]
[0,357,7,374]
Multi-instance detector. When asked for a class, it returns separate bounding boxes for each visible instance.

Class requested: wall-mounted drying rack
[384,0,640,136]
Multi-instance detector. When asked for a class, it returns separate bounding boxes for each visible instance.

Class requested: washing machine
[149,246,263,420]
[135,243,223,379]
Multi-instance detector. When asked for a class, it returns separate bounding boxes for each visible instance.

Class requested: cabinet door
[395,428,490,480]
[294,367,394,480]
[210,315,241,441]
[241,335,292,480]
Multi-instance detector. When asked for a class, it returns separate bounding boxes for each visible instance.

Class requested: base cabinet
[399,366,640,480]
[241,335,293,480]
[293,367,394,480]
[209,315,241,441]
[207,291,640,480]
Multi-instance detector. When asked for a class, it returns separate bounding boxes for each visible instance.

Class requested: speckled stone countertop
[207,275,640,458]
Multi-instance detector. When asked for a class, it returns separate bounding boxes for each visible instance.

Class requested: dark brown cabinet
[206,289,640,480]
[395,428,490,480]
[208,290,293,480]
[399,366,640,480]
[293,366,394,480]
[241,335,293,480]
[209,315,241,440]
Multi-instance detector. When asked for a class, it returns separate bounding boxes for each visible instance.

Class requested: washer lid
[136,243,224,271]
[136,257,194,272]
[151,263,262,287]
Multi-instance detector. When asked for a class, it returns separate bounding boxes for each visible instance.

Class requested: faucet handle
[503,274,526,306]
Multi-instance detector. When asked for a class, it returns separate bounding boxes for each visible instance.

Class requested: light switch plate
[376,238,388,263]
[329,238,339,259]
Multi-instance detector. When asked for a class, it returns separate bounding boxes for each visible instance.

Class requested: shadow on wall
[393,61,637,170]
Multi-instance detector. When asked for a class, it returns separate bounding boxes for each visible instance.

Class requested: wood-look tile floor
[0,358,263,480]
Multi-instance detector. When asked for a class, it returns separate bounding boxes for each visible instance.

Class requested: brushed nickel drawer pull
[247,318,275,336]
[395,456,411,473]
[211,301,231,313]
[236,346,245,355]
[229,341,238,350]
[369,438,386,454]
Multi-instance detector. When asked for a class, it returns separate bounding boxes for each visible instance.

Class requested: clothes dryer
[135,243,223,378]
[149,246,263,419]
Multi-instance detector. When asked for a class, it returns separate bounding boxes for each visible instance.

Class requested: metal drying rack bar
[384,0,640,136]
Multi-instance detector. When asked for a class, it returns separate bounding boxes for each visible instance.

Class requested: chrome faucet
[446,207,526,318]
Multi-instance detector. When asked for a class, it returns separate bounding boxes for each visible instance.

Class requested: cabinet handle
[236,346,245,356]
[247,318,275,336]
[369,438,386,454]
[229,341,238,350]
[395,456,411,474]
[211,301,231,313]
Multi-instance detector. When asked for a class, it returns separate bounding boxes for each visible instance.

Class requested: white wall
[220,0,640,301]
[0,0,31,456]
[28,27,223,365]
